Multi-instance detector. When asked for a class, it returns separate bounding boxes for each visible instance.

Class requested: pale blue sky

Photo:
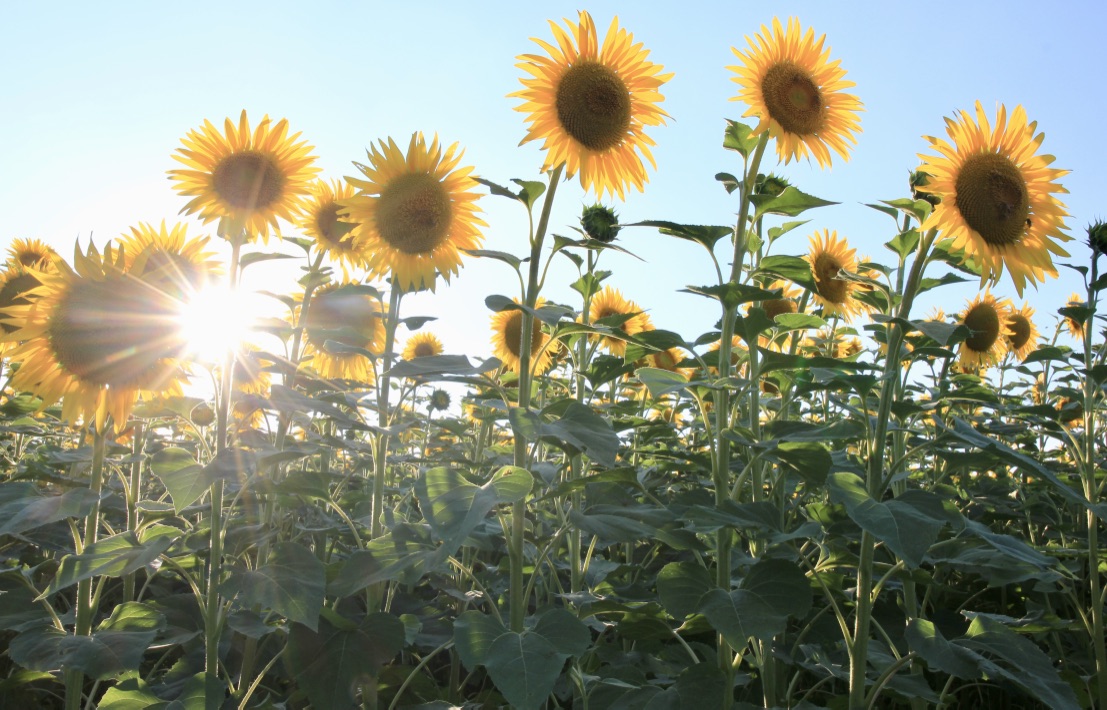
[2,1,1104,361]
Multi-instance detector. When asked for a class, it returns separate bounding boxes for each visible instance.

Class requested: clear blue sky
[3,2,1104,360]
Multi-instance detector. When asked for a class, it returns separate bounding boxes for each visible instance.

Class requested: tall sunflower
[300,282,385,383]
[343,133,485,292]
[490,298,554,375]
[297,179,365,272]
[170,110,319,242]
[589,285,651,355]
[512,11,672,200]
[728,17,862,168]
[1006,302,1039,362]
[402,331,444,360]
[917,102,1070,296]
[957,291,1013,370]
[805,230,870,322]
[2,242,188,432]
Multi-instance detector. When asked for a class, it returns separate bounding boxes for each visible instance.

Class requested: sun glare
[177,284,268,363]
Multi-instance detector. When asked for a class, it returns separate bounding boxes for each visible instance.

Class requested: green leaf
[773,313,826,331]
[697,559,812,644]
[636,366,690,398]
[43,527,179,597]
[533,609,591,657]
[484,632,564,710]
[150,447,255,513]
[163,673,227,710]
[453,610,506,671]
[904,618,983,679]
[657,561,713,619]
[461,249,522,270]
[769,441,831,486]
[623,220,733,251]
[874,197,933,224]
[715,172,740,194]
[960,616,1080,710]
[682,283,781,309]
[723,119,759,158]
[538,402,620,467]
[9,626,157,680]
[98,601,166,633]
[758,254,817,292]
[0,486,101,535]
[221,542,325,630]
[512,179,546,209]
[239,251,297,268]
[885,229,921,259]
[97,673,164,710]
[415,466,532,561]
[388,354,499,379]
[751,186,837,220]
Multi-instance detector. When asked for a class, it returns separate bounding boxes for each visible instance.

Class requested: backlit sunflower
[957,291,1013,370]
[917,102,1070,296]
[512,11,672,199]
[230,348,272,429]
[805,230,871,322]
[1063,292,1086,340]
[490,298,554,375]
[0,249,62,355]
[588,285,651,355]
[402,331,444,360]
[728,17,862,168]
[170,110,319,242]
[706,335,745,374]
[297,179,365,273]
[7,238,59,270]
[343,133,485,292]
[1005,302,1039,362]
[112,221,221,300]
[2,242,188,432]
[300,282,385,382]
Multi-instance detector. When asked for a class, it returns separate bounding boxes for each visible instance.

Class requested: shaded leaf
[221,542,325,631]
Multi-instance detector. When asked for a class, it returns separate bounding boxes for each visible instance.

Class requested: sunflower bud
[1086,219,1107,260]
[755,173,790,197]
[581,204,621,243]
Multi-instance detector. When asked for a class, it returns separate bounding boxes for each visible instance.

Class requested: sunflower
[112,221,221,300]
[1063,292,1086,340]
[170,110,319,242]
[728,17,862,168]
[230,347,272,429]
[646,346,690,375]
[343,133,485,292]
[957,291,1013,370]
[402,331,444,360]
[2,242,187,432]
[297,179,365,272]
[512,11,672,200]
[805,230,870,322]
[1005,302,1039,362]
[706,335,745,374]
[917,102,1071,296]
[588,286,651,355]
[490,297,554,375]
[300,282,385,382]
[0,246,63,354]
[7,238,59,270]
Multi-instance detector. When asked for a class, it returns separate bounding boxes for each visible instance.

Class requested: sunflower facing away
[957,291,1013,371]
[512,11,672,200]
[728,17,862,168]
[0,245,62,354]
[1063,292,1086,340]
[343,133,486,292]
[1,242,188,432]
[917,102,1070,296]
[113,221,221,300]
[805,230,871,322]
[1006,302,1039,362]
[588,285,652,356]
[402,331,444,360]
[170,110,320,242]
[301,282,385,383]
[490,297,554,375]
[297,179,365,272]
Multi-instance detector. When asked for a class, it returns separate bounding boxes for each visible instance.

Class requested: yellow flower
[957,291,1013,370]
[301,282,385,382]
[588,286,651,355]
[512,11,672,199]
[728,17,862,168]
[706,335,744,374]
[805,230,871,322]
[490,298,553,375]
[402,331,444,360]
[1063,292,1086,340]
[2,242,187,432]
[917,101,1070,296]
[112,221,221,300]
[231,348,272,429]
[343,133,485,292]
[7,238,60,270]
[170,110,319,242]
[297,179,364,272]
[1005,302,1039,362]
[0,247,62,354]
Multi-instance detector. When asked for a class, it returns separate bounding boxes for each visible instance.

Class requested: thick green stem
[123,421,145,602]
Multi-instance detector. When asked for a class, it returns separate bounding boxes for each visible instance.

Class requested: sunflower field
[1,10,1106,710]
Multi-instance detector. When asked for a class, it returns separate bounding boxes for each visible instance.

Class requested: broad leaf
[221,542,325,630]
[484,632,564,710]
[698,559,812,644]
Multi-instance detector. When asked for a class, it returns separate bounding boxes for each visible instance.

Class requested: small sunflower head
[957,292,1012,370]
[429,389,451,412]
[581,204,621,243]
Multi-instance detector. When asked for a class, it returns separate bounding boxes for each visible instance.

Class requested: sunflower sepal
[751,186,838,221]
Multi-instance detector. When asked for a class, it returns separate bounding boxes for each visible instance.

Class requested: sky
[2,1,1105,367]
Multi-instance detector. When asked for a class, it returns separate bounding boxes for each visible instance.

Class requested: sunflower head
[402,331,444,360]
[429,389,452,412]
[589,286,651,355]
[581,203,621,243]
[490,298,554,375]
[7,238,60,271]
[170,110,320,243]
[114,221,221,301]
[512,11,672,199]
[957,291,1013,370]
[1062,292,1087,340]
[1005,303,1039,362]
[805,230,870,322]
[298,179,364,271]
[728,17,862,168]
[917,102,1071,296]
[301,282,385,382]
[343,133,486,292]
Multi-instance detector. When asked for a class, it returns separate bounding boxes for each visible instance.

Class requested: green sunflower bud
[581,204,621,243]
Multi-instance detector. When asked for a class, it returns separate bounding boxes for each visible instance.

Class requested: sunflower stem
[123,420,145,603]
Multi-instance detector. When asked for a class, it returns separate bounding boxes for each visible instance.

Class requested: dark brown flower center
[314,201,355,248]
[813,253,849,304]
[504,310,543,358]
[212,151,285,211]
[49,277,181,389]
[963,302,1001,353]
[0,272,42,334]
[761,62,823,135]
[1007,313,1032,350]
[556,60,632,151]
[413,340,437,357]
[762,298,798,321]
[305,288,382,353]
[954,153,1030,247]
[376,173,452,255]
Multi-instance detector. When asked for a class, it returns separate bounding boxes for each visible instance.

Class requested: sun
[176,284,271,364]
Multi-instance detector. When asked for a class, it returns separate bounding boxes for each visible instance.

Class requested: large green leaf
[97,673,164,710]
[636,366,691,398]
[532,609,591,657]
[751,186,837,220]
[388,354,499,379]
[657,561,713,619]
[151,447,257,513]
[623,220,733,252]
[220,542,325,630]
[0,485,101,535]
[510,402,619,468]
[453,610,506,671]
[697,559,812,645]
[484,631,564,710]
[904,618,983,679]
[417,466,532,550]
[42,526,179,597]
[723,118,759,157]
[9,626,158,680]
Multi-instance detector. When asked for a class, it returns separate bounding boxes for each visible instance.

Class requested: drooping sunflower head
[1063,292,1086,340]
[512,11,672,200]
[170,110,320,243]
[805,230,871,322]
[1005,302,1039,362]
[343,133,486,292]
[297,179,364,272]
[490,297,554,375]
[113,221,221,301]
[3,242,188,432]
[588,285,651,355]
[917,102,1071,297]
[402,331,444,360]
[728,17,862,168]
[301,282,385,383]
[7,238,60,271]
[957,291,1013,370]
